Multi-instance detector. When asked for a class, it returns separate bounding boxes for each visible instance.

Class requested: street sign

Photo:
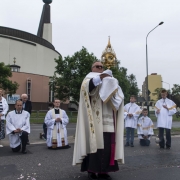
[7,94,20,104]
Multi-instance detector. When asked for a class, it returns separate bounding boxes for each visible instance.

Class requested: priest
[6,100,30,154]
[155,89,176,149]
[45,99,70,149]
[73,61,124,180]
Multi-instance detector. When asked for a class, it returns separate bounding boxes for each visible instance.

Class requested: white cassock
[73,70,125,166]
[137,116,154,140]
[45,108,69,147]
[155,98,176,129]
[6,110,30,148]
[124,103,141,128]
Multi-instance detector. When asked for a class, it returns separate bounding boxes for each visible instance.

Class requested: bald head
[21,94,28,102]
[91,62,103,73]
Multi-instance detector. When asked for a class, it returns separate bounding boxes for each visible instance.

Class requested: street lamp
[161,81,170,90]
[146,21,164,114]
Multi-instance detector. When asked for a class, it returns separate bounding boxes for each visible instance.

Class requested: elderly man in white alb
[6,100,30,154]
[0,89,9,147]
[73,61,124,180]
[45,99,70,149]
[155,89,176,149]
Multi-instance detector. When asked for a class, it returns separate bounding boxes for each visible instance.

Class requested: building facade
[0,1,67,110]
[142,73,162,101]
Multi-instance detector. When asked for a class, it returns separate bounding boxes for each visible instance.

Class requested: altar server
[45,99,70,149]
[124,95,141,147]
[6,100,30,154]
[155,89,176,149]
[73,62,125,180]
[137,108,154,146]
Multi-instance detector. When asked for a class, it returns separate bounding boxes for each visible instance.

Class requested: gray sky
[1,0,180,91]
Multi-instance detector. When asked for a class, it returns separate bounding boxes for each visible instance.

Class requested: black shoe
[98,174,112,180]
[88,172,97,180]
[125,142,129,147]
[26,142,30,145]
[131,143,134,147]
[166,146,170,150]
[160,146,164,149]
[22,150,27,154]
[40,133,43,139]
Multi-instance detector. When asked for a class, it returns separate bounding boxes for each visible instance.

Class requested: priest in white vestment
[6,100,30,154]
[124,95,141,147]
[155,89,176,149]
[73,62,124,180]
[137,108,154,146]
[45,99,70,149]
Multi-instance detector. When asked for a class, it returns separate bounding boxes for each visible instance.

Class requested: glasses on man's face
[93,65,103,69]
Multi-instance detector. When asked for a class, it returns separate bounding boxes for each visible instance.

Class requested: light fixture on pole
[146,22,164,115]
[161,81,170,91]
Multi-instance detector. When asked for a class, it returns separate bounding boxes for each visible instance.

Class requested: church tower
[101,37,117,69]
[37,0,53,43]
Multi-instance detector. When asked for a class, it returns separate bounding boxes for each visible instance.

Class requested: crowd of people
[0,61,177,180]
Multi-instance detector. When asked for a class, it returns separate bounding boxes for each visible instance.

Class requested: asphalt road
[1,124,180,180]
[1,136,180,180]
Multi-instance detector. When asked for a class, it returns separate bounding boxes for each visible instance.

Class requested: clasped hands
[14,128,21,133]
[55,118,62,122]
[128,113,133,118]
[143,136,148,140]
[156,105,168,114]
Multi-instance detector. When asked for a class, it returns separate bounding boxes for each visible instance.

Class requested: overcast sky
[1,0,180,91]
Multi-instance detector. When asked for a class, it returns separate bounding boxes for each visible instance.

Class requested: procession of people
[0,62,177,180]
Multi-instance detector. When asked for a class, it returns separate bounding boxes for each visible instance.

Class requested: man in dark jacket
[21,94,32,145]
[21,94,32,115]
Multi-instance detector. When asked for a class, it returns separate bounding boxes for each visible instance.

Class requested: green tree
[127,74,139,97]
[171,84,180,107]
[50,47,97,103]
[0,62,19,94]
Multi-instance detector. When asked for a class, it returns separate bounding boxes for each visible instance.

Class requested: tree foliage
[50,47,97,103]
[171,84,180,107]
[0,62,19,94]
[51,47,139,104]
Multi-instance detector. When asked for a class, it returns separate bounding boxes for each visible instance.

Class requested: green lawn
[30,111,78,124]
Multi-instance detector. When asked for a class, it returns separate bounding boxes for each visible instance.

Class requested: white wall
[0,36,59,77]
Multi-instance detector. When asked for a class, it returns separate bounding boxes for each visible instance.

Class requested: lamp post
[161,80,171,99]
[146,21,164,115]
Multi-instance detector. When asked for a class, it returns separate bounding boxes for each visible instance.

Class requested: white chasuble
[6,110,30,148]
[155,98,176,129]
[45,108,69,148]
[137,116,154,140]
[73,71,125,166]
[124,103,141,128]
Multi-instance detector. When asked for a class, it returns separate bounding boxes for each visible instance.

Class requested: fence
[30,110,78,123]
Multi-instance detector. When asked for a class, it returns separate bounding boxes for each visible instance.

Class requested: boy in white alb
[137,108,154,146]
[124,95,141,147]
[155,89,176,149]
